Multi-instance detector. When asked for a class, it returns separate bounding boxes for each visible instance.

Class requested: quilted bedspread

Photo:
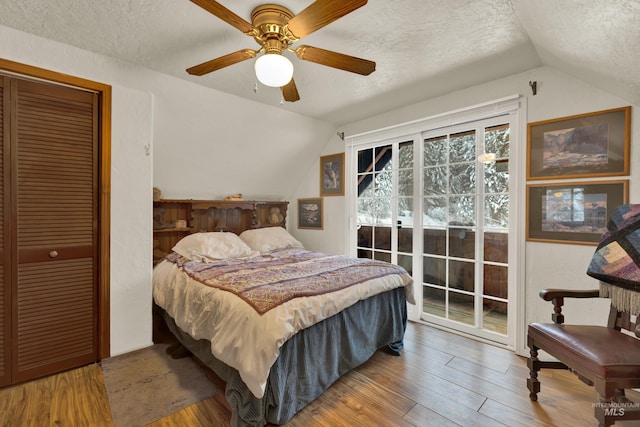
[153,248,414,399]
[166,248,412,314]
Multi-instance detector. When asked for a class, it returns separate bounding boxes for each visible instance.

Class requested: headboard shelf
[153,199,289,264]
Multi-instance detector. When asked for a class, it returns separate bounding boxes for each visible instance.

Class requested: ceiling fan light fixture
[255,53,294,87]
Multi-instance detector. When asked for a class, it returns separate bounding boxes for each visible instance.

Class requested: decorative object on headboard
[153,187,162,201]
[153,207,174,229]
[268,207,284,225]
[225,193,244,201]
[587,204,640,314]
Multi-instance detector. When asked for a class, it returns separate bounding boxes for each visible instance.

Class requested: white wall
[289,134,347,253]
[152,75,335,202]
[296,66,639,353]
[0,24,335,355]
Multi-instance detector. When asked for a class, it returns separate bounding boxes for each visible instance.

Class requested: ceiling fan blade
[187,49,257,76]
[286,0,368,40]
[295,45,375,75]
[190,0,254,34]
[281,78,300,102]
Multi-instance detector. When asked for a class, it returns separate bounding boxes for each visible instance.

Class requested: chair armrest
[538,288,600,324]
[539,288,600,301]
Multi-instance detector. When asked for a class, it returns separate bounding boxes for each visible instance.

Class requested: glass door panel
[357,144,393,261]
[422,120,510,343]
[357,141,414,270]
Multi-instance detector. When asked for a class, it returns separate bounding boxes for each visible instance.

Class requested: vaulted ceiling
[0,0,638,126]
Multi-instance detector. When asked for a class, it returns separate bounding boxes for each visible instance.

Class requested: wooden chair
[527,288,640,427]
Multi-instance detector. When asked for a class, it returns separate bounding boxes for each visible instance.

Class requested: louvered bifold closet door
[0,77,9,387]
[11,79,98,383]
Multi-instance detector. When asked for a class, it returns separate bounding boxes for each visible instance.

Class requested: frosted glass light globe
[255,54,294,87]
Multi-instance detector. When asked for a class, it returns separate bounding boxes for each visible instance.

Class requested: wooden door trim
[0,58,111,359]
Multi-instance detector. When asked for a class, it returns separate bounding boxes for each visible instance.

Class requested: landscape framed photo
[320,153,344,196]
[527,106,630,180]
[297,197,323,230]
[526,180,628,245]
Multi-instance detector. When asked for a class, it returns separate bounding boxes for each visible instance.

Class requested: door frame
[0,58,111,359]
[345,95,526,352]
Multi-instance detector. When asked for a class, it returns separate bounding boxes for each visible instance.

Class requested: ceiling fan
[186,0,376,102]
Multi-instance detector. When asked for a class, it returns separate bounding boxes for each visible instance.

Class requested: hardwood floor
[1,321,637,426]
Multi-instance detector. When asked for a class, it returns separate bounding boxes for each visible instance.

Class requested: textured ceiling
[0,0,638,125]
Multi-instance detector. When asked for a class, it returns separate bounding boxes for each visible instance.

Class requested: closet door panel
[0,77,8,387]
[12,80,98,382]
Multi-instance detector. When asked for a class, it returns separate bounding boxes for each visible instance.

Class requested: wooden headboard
[153,199,288,264]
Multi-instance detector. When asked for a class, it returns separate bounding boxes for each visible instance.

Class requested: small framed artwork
[320,153,345,196]
[527,106,630,180]
[298,198,323,230]
[526,180,628,245]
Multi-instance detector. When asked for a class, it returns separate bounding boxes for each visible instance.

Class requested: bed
[152,226,414,426]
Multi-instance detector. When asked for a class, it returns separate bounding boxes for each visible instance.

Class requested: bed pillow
[172,232,256,262]
[239,227,304,253]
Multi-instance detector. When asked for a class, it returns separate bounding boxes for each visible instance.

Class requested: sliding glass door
[352,115,513,345]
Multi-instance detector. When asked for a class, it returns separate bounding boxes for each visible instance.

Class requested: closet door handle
[49,250,59,258]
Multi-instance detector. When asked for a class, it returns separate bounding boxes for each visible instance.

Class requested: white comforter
[152,255,414,398]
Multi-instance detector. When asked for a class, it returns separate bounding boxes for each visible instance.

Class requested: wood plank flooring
[1,321,637,426]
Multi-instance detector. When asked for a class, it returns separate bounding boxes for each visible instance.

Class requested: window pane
[358,249,372,259]
[449,131,476,163]
[449,228,475,259]
[357,225,372,249]
[398,254,412,275]
[484,194,509,228]
[484,231,508,263]
[357,198,374,225]
[424,197,447,226]
[485,124,510,159]
[424,166,447,195]
[374,199,391,225]
[374,226,391,250]
[398,227,413,253]
[484,264,508,299]
[449,260,474,292]
[358,148,373,173]
[375,171,392,198]
[374,251,391,263]
[448,292,474,325]
[424,228,446,256]
[450,163,476,194]
[424,136,447,166]
[423,286,445,317]
[358,174,374,197]
[399,141,413,168]
[483,299,507,335]
[398,169,413,196]
[399,197,413,226]
[375,146,392,171]
[484,162,508,193]
[424,256,445,286]
[449,196,475,225]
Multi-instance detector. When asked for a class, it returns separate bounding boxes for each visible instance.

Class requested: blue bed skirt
[160,287,407,426]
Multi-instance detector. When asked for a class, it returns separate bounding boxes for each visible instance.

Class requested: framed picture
[320,153,345,196]
[527,106,630,180]
[526,180,628,245]
[298,197,323,230]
